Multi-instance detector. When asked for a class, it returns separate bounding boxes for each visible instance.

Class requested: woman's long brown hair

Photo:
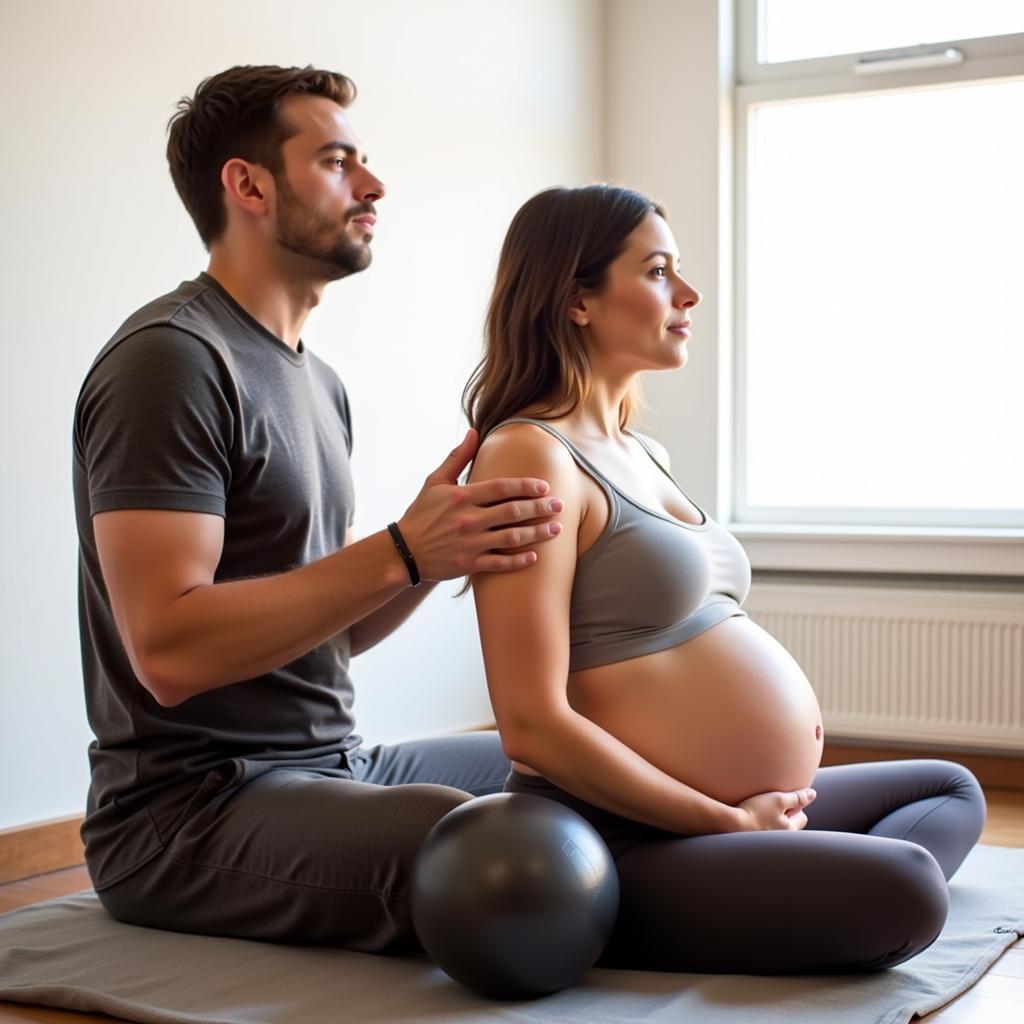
[463,184,665,441]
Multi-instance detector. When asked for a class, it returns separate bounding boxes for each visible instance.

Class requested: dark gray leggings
[506,758,986,973]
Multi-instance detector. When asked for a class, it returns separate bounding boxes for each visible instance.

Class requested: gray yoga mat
[1,844,1022,1024]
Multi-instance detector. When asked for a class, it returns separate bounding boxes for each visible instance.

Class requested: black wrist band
[387,522,421,587]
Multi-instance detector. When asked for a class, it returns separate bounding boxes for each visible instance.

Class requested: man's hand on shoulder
[395,429,564,580]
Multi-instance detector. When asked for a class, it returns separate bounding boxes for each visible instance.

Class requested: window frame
[738,2,1024,83]
[729,0,1024,575]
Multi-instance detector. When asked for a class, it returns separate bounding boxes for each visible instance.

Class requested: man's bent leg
[97,767,471,950]
[350,730,510,796]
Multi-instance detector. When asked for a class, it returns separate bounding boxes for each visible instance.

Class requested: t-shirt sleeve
[314,355,355,527]
[338,380,355,528]
[76,326,234,518]
[339,381,354,458]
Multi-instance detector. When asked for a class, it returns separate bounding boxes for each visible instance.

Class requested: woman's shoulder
[471,419,581,483]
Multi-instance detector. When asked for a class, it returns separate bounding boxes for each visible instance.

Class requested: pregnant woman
[463,184,986,973]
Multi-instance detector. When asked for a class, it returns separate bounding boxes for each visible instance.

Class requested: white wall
[606,0,733,520]
[0,0,606,829]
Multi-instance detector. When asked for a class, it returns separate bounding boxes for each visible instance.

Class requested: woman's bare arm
[470,425,746,836]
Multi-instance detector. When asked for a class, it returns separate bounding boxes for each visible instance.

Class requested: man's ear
[220,158,272,220]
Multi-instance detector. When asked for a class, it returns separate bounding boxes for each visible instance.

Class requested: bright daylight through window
[760,0,1024,63]
[737,0,1024,530]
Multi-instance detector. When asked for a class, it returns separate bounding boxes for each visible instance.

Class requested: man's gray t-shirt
[73,272,362,890]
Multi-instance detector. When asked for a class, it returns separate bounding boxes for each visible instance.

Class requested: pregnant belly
[565,616,825,806]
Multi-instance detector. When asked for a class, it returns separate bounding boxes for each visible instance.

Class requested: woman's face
[577,212,701,373]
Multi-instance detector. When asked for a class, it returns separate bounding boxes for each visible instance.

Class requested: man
[72,65,563,951]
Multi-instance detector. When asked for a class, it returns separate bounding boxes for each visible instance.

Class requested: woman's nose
[675,280,701,309]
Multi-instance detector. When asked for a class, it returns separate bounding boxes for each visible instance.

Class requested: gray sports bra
[490,419,752,672]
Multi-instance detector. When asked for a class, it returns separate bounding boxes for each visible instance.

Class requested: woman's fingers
[786,787,816,810]
[783,788,816,828]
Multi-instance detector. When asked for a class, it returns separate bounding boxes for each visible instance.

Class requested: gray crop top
[491,419,752,672]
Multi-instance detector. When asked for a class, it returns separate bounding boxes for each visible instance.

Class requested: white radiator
[745,581,1024,752]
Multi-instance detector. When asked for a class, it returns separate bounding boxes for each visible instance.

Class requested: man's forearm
[139,529,410,705]
[349,579,440,656]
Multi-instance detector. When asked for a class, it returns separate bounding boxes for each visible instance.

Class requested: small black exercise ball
[411,792,619,1000]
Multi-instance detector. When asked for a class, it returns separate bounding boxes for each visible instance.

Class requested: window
[759,0,1024,65]
[734,0,1024,541]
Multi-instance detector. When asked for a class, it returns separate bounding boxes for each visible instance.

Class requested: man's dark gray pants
[97,731,510,952]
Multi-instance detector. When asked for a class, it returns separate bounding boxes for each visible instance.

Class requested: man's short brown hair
[166,64,356,249]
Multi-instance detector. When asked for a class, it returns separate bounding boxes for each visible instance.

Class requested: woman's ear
[568,286,592,328]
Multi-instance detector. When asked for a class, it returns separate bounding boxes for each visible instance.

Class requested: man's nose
[357,169,386,203]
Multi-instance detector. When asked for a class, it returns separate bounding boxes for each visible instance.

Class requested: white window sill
[726,524,1024,577]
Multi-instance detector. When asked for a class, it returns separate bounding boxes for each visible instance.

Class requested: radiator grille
[745,582,1024,751]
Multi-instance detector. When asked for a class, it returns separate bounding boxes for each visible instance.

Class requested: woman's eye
[651,266,667,278]
[331,158,346,170]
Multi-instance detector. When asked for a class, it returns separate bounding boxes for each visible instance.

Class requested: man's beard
[274,176,372,280]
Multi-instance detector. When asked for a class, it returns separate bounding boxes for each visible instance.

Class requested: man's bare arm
[95,510,408,706]
[343,529,439,656]
[96,430,562,706]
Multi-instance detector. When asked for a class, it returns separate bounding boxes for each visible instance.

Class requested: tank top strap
[623,428,675,485]
[486,418,619,502]
[623,427,709,527]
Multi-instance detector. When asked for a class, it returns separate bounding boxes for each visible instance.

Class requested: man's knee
[395,782,473,841]
[351,783,472,953]
[369,783,472,887]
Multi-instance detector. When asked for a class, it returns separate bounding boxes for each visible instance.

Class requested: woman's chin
[667,345,688,369]
[635,345,688,372]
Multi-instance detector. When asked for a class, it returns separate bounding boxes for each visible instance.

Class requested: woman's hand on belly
[568,617,825,806]
[736,786,817,831]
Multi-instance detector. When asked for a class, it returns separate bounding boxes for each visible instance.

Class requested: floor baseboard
[820,742,1024,790]
[0,815,85,885]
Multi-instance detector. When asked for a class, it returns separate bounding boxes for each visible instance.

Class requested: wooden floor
[2,791,1023,1024]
